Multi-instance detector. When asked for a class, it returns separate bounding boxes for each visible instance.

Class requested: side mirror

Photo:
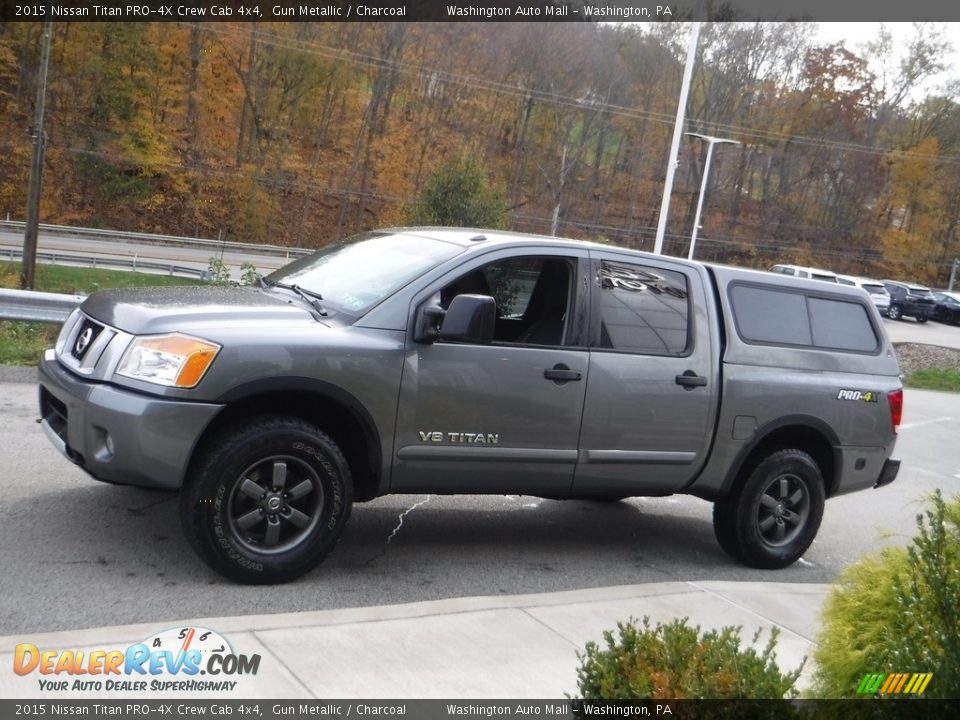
[438,294,496,344]
[413,304,446,344]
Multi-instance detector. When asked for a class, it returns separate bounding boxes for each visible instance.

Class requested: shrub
[574,617,802,699]
[403,152,505,229]
[240,261,259,286]
[206,256,231,285]
[813,491,960,698]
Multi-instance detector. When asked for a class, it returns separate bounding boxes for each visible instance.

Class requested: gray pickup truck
[38,229,903,583]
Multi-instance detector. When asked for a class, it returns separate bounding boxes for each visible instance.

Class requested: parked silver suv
[837,275,891,315]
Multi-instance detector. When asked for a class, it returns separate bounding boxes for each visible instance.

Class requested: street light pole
[686,132,739,261]
[21,21,54,290]
[653,21,700,256]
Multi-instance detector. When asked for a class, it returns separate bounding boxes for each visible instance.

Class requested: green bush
[206,257,231,285]
[403,152,506,229]
[240,261,260,286]
[574,617,802,699]
[813,491,960,698]
[0,320,57,366]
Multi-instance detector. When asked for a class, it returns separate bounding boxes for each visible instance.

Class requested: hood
[80,285,320,335]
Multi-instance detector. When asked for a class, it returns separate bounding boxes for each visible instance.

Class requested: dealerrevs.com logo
[13,626,260,692]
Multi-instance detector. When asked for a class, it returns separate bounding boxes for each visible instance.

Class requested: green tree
[403,152,506,229]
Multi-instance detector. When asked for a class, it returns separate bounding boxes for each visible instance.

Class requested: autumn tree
[1,19,958,276]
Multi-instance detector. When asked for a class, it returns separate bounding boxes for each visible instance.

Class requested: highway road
[0,373,955,635]
[0,229,295,277]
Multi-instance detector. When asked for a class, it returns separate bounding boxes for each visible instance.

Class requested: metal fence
[0,288,85,324]
[1,247,208,279]
[0,220,312,259]
[0,221,314,324]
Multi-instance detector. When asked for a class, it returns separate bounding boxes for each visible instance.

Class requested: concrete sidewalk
[1,582,826,699]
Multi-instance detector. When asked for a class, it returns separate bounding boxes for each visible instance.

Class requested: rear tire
[916,316,928,324]
[180,416,353,584]
[713,449,825,569]
[887,304,902,320]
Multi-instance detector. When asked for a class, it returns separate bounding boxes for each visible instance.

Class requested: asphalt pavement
[0,318,957,699]
[1,375,954,638]
[883,314,960,349]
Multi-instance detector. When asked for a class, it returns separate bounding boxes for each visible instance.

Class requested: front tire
[713,449,825,569]
[180,416,353,584]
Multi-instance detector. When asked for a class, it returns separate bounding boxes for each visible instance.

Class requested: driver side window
[439,256,576,346]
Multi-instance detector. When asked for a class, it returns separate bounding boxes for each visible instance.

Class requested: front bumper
[38,349,223,489]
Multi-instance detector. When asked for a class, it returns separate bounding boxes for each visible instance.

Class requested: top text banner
[2,0,959,22]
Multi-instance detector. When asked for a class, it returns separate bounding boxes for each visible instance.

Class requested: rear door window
[595,260,690,355]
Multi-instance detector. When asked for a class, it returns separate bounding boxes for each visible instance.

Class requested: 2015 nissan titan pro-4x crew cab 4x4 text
[38,229,903,583]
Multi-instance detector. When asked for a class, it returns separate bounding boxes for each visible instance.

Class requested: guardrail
[0,288,85,324]
[1,247,209,279]
[0,220,312,259]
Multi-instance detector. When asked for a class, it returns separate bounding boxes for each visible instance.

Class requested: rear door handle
[544,364,582,383]
[675,370,707,389]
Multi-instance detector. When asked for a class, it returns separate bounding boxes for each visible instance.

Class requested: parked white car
[837,275,891,315]
[770,264,839,282]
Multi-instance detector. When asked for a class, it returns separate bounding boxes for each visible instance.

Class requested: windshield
[266,232,464,315]
[861,284,886,294]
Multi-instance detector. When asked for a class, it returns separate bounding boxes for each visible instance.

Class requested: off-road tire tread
[180,415,353,584]
[713,448,824,570]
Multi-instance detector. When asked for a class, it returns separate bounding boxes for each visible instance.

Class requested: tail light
[887,388,903,433]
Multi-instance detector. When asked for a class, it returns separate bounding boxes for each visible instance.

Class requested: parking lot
[882,314,960,349]
[0,370,955,635]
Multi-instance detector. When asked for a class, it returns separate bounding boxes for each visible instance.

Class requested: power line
[191,23,960,167]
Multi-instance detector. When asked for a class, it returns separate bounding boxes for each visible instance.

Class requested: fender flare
[719,413,841,497]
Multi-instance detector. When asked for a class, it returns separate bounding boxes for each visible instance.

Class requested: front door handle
[675,370,707,389]
[544,364,582,383]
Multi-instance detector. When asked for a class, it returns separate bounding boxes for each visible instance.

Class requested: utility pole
[685,133,740,260]
[653,21,700,256]
[21,21,53,290]
[949,258,958,292]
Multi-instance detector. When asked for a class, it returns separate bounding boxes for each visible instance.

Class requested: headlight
[116,334,221,388]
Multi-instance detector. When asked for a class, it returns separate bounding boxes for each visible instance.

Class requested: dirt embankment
[894,343,960,375]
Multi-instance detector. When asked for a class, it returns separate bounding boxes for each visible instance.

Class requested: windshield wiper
[269,281,328,317]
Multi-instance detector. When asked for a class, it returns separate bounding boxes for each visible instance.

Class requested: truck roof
[381,227,872,301]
